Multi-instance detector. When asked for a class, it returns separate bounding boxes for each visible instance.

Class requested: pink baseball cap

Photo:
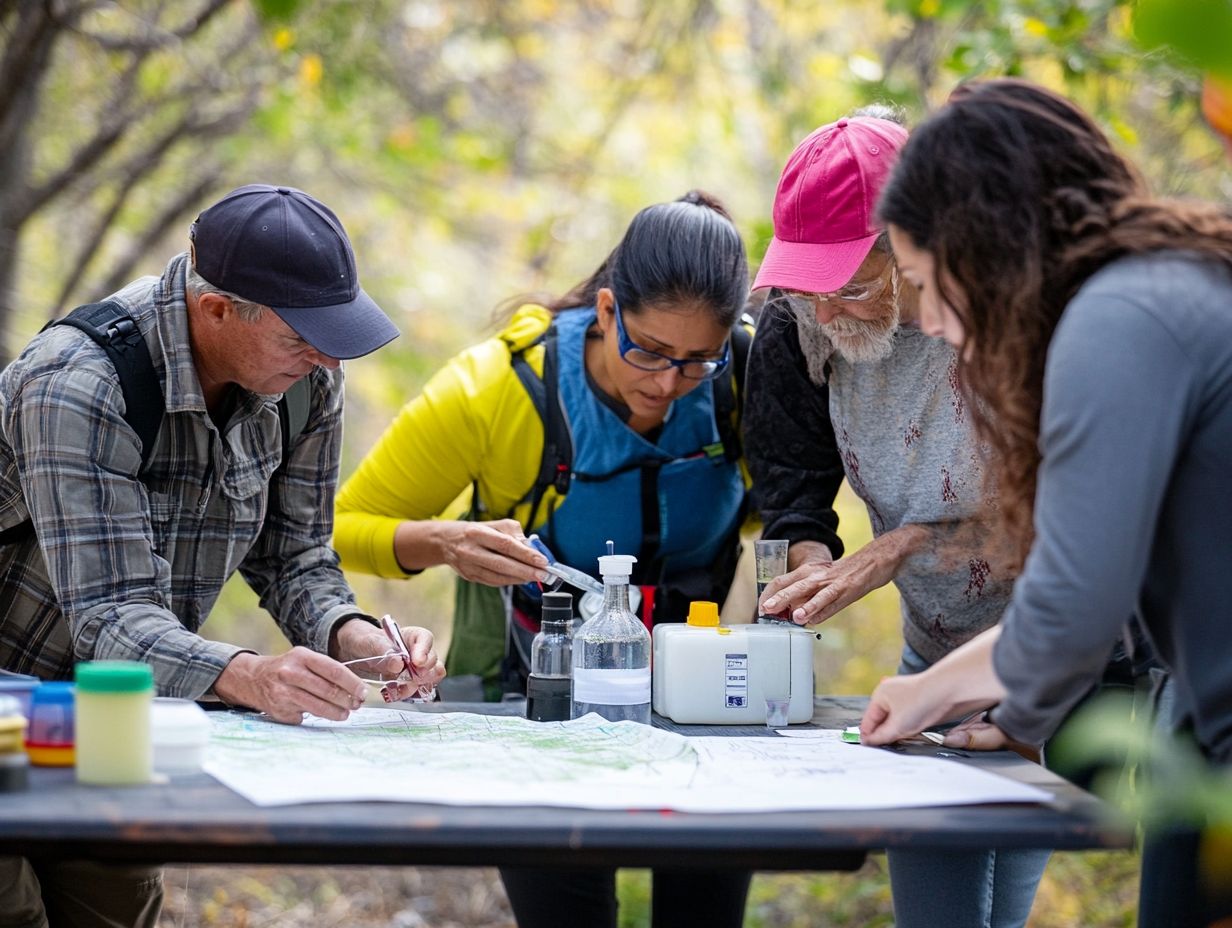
[754,116,909,293]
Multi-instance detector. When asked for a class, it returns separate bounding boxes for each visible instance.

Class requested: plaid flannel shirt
[0,253,366,698]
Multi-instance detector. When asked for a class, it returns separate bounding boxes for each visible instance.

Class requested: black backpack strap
[50,301,165,470]
[510,326,571,528]
[0,522,34,545]
[2,305,310,549]
[733,312,753,397]
[0,301,165,547]
[711,314,753,464]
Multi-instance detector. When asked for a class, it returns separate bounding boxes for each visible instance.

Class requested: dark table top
[1,697,1132,871]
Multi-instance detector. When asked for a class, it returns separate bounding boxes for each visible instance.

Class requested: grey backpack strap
[278,376,312,454]
[273,376,312,479]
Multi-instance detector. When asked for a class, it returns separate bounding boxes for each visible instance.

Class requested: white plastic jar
[75,661,153,786]
[150,697,211,775]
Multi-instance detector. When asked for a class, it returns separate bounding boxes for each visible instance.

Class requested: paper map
[203,708,1052,811]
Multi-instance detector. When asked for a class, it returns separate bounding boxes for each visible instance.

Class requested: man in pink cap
[743,109,1050,927]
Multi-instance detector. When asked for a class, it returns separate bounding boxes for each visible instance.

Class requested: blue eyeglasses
[612,298,730,381]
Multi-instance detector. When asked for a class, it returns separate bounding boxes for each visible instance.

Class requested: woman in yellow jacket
[335,190,752,928]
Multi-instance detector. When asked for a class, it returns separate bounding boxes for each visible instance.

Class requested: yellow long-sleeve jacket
[334,304,561,578]
[335,303,753,691]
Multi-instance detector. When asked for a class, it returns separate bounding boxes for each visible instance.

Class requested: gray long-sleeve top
[993,253,1232,762]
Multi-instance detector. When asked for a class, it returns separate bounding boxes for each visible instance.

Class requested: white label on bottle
[724,653,748,709]
[572,668,651,705]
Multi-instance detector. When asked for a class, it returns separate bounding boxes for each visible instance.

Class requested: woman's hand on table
[860,672,955,746]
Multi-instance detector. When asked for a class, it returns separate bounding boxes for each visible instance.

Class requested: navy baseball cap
[189,184,399,360]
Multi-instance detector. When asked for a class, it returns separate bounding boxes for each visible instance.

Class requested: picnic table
[0,696,1131,871]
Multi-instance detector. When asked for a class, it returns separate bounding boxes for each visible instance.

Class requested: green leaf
[1133,0,1232,77]
[251,0,302,23]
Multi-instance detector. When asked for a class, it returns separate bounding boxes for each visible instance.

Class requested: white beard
[786,287,901,384]
[821,314,899,363]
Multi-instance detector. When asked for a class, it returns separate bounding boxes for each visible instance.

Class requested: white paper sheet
[203,709,1051,811]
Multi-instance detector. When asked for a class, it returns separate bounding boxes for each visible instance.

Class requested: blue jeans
[886,644,1050,928]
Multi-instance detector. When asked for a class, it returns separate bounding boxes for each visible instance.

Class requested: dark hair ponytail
[548,190,749,328]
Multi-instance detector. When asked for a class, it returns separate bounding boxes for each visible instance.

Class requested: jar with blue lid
[24,681,75,767]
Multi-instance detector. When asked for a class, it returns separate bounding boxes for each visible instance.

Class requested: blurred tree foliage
[3,0,1229,692]
[0,0,271,362]
[7,5,1226,921]
[10,1,1226,351]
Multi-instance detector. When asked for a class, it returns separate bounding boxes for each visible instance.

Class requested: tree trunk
[0,221,20,367]
[0,1,65,362]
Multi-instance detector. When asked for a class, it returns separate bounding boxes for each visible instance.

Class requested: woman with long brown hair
[859,78,1232,926]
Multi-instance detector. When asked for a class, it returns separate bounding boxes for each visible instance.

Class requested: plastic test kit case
[652,603,816,725]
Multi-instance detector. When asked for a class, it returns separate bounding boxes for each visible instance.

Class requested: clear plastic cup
[754,539,790,619]
[765,694,791,729]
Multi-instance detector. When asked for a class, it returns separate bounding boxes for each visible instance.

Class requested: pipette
[526,534,604,597]
[542,560,605,597]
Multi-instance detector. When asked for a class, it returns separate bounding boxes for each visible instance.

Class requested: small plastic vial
[75,661,154,786]
[24,681,75,767]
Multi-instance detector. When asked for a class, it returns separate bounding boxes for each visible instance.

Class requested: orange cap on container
[686,601,720,627]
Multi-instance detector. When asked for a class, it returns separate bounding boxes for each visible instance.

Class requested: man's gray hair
[850,102,907,126]
[186,264,267,323]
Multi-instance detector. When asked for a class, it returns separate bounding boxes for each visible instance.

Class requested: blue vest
[535,308,745,589]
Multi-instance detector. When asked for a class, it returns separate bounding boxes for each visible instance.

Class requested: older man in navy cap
[0,185,445,927]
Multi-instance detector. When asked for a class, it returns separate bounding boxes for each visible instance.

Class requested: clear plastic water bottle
[526,591,574,723]
[571,546,651,724]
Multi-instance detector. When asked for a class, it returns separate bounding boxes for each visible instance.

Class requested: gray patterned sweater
[745,305,1011,665]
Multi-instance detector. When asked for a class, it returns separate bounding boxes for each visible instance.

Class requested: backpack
[0,299,310,546]
[481,314,754,696]
[507,313,753,534]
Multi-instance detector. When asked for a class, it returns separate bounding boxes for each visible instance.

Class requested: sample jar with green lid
[75,661,153,786]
